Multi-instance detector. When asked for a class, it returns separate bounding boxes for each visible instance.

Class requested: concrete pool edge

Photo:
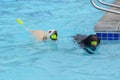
[94,0,120,40]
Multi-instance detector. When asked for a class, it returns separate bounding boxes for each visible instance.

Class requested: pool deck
[94,0,120,32]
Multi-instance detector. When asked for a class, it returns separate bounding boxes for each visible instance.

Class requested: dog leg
[83,48,95,54]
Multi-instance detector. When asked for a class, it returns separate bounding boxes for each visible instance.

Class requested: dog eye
[49,31,52,33]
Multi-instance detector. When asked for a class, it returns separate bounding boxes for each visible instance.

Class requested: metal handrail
[98,0,120,8]
[90,0,120,14]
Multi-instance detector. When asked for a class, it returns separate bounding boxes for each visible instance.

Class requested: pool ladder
[90,0,120,14]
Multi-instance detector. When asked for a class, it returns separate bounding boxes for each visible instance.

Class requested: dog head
[47,30,58,41]
[83,34,100,50]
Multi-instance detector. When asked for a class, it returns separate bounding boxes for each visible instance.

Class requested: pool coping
[94,0,120,32]
[94,0,120,40]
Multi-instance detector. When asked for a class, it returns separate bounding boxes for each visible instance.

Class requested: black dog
[73,34,100,54]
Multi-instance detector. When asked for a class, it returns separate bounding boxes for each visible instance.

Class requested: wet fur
[26,28,47,41]
[26,28,57,41]
[73,34,100,54]
[30,30,47,41]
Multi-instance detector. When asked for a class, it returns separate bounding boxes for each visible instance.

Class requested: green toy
[91,41,97,46]
[50,34,57,40]
[16,18,24,25]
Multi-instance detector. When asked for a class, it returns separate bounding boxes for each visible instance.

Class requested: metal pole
[98,0,120,8]
[90,0,120,14]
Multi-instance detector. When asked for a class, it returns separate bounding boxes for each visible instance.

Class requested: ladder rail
[90,0,120,14]
[98,0,120,8]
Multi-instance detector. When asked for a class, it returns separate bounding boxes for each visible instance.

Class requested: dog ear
[83,35,93,46]
[48,30,52,33]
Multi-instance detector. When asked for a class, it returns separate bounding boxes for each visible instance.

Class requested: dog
[73,34,100,54]
[26,28,58,41]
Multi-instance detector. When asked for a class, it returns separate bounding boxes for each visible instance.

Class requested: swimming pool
[1,0,120,80]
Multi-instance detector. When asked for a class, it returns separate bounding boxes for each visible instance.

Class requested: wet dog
[26,28,58,41]
[73,34,100,54]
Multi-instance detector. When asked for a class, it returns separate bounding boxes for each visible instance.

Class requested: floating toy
[91,41,97,46]
[16,18,24,25]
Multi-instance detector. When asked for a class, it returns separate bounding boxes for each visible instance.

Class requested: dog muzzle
[47,30,58,41]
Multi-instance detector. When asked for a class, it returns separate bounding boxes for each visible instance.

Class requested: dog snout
[54,30,57,35]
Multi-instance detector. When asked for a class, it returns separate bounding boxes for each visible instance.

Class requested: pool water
[1,0,120,80]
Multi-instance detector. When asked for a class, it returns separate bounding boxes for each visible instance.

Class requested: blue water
[1,0,120,80]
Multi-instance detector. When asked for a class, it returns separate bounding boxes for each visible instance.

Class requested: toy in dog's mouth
[91,41,98,47]
[48,30,58,41]
[83,34,100,51]
[86,41,98,51]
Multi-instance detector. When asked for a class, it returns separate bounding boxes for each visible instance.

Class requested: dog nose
[54,30,57,33]
[54,30,57,35]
